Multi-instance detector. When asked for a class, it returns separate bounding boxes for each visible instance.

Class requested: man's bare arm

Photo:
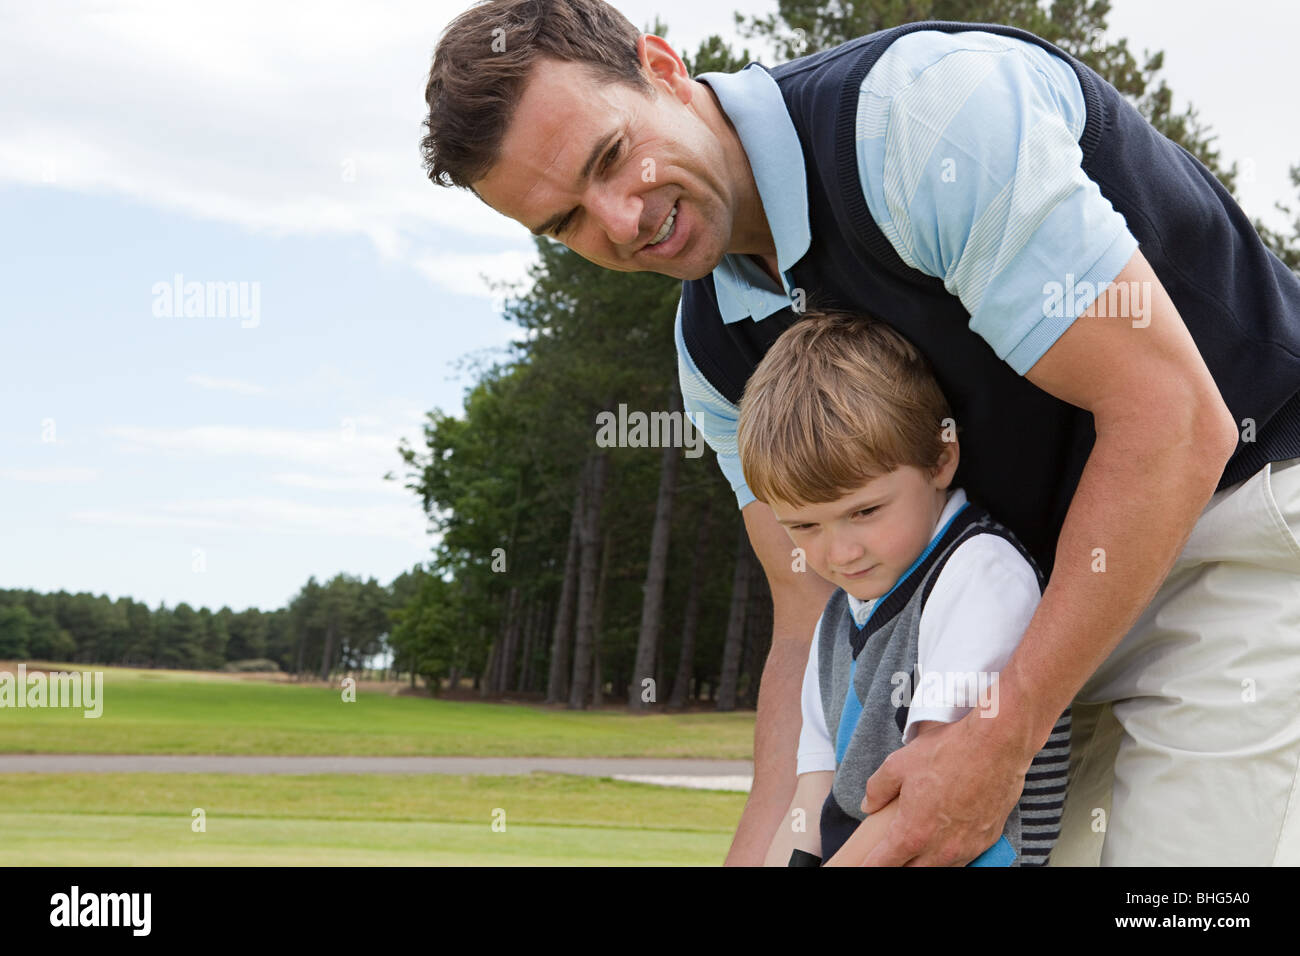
[724,499,835,866]
[860,246,1240,865]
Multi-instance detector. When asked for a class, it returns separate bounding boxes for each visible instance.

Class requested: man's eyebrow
[528,129,620,236]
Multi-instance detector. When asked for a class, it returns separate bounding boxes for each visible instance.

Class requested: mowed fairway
[0,665,753,865]
[0,663,754,757]
[0,773,744,865]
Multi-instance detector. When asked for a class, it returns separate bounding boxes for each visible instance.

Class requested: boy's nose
[827,534,866,571]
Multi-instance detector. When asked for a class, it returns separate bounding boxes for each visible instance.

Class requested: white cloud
[271,472,409,494]
[0,467,100,483]
[102,423,412,478]
[413,250,537,302]
[0,0,535,298]
[80,415,434,543]
[186,374,267,396]
[71,496,428,540]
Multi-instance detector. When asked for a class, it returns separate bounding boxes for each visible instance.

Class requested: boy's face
[769,449,959,602]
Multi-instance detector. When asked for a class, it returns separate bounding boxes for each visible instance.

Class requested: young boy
[736,309,1071,867]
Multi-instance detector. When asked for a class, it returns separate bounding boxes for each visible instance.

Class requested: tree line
[0,574,395,679]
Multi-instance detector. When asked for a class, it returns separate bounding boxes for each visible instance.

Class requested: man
[422,0,1300,865]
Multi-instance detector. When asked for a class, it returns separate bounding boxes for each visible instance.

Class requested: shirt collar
[696,64,811,324]
[846,488,968,627]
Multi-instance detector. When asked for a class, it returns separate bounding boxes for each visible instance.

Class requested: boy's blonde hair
[737,309,954,506]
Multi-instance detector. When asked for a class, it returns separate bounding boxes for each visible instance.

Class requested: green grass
[0,664,754,757]
[0,665,752,863]
[0,772,745,865]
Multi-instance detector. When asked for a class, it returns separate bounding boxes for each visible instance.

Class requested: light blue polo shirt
[675,29,1139,510]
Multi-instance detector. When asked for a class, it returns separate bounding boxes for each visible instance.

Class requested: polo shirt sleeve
[797,611,837,775]
[855,31,1140,375]
[674,297,756,510]
[901,534,1042,745]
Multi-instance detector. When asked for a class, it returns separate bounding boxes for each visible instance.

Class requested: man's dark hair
[422,0,652,193]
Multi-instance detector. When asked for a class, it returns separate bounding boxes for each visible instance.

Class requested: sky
[1,0,1297,613]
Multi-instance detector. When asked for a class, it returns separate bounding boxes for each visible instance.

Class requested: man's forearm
[980,416,1236,761]
[724,636,806,866]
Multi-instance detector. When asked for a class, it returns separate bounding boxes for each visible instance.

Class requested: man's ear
[637,34,692,103]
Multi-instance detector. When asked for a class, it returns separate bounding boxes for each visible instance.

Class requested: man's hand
[858,708,1030,866]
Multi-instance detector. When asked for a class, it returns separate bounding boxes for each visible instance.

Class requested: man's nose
[586,184,642,248]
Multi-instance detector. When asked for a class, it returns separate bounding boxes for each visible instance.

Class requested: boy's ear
[930,439,960,483]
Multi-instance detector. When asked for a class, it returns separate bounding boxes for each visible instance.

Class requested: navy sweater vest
[679,20,1300,576]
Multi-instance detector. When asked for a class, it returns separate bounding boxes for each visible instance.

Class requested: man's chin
[681,262,717,281]
[604,250,711,279]
[678,249,726,281]
[640,260,713,281]
[654,234,725,281]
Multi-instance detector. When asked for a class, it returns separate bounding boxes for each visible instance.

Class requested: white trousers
[1048,455,1300,866]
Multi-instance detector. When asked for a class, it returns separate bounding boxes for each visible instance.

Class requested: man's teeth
[648,204,678,246]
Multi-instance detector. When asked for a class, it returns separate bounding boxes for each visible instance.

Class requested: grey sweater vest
[817,499,1072,865]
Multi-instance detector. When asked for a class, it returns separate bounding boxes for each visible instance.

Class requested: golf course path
[0,755,753,790]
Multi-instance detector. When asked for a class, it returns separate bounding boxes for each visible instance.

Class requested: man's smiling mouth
[645,201,678,248]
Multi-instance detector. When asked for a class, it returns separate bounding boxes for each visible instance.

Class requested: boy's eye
[789,506,876,530]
